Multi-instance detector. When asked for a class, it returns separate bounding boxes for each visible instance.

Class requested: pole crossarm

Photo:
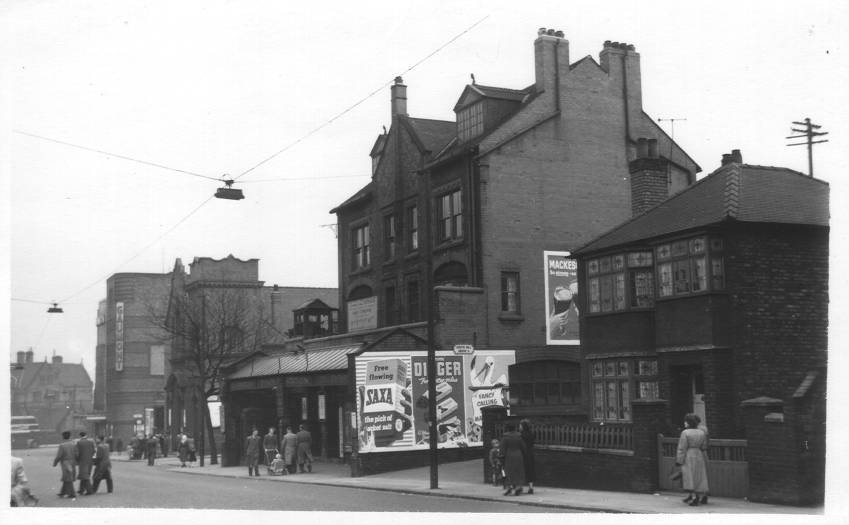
[785,117,828,177]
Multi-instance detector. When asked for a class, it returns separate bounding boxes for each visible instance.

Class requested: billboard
[544,251,580,345]
[354,350,514,452]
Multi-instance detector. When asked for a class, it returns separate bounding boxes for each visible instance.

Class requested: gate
[658,435,748,498]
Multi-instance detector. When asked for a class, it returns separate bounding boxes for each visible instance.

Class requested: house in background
[572,151,828,504]
[329,29,700,474]
[10,349,93,437]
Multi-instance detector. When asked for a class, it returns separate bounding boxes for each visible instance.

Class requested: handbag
[668,464,682,482]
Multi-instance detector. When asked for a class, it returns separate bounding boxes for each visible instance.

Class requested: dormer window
[457,102,484,142]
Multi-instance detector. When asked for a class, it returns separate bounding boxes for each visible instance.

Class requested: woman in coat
[676,413,710,506]
[281,426,298,474]
[519,419,536,494]
[499,422,527,496]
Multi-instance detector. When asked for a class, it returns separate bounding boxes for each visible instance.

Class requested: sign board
[453,344,474,354]
[354,349,515,453]
[115,302,125,371]
[347,296,378,332]
[318,394,326,421]
[544,251,580,345]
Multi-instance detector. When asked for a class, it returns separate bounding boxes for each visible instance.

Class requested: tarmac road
[11,446,573,512]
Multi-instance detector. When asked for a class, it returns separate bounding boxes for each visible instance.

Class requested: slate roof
[228,344,361,379]
[14,360,92,392]
[329,181,373,214]
[575,164,830,254]
[405,117,456,153]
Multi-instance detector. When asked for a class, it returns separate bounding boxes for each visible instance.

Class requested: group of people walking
[53,430,113,500]
[246,424,314,476]
[490,419,536,497]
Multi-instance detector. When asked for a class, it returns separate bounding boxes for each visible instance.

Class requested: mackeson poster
[545,250,580,345]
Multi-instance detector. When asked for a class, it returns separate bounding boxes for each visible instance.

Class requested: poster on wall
[354,350,514,453]
[544,251,580,345]
[115,301,124,371]
[347,296,378,331]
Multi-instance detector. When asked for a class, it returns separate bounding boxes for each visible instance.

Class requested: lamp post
[421,167,439,489]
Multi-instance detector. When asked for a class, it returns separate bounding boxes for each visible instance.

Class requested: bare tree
[150,288,272,465]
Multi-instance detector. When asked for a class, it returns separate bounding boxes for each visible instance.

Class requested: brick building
[573,151,828,504]
[164,255,337,456]
[95,272,172,444]
[10,349,93,437]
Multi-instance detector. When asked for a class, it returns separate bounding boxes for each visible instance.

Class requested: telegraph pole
[787,118,829,177]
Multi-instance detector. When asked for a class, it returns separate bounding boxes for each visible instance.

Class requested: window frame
[589,357,659,422]
[383,214,397,260]
[437,189,463,243]
[351,223,371,270]
[500,271,521,313]
[655,236,725,299]
[407,205,419,253]
[457,102,484,142]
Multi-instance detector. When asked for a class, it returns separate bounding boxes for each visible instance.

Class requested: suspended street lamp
[215,178,244,200]
[47,302,64,313]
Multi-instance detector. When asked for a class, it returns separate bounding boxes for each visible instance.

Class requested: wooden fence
[658,435,748,497]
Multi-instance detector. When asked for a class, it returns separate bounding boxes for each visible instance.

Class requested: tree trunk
[204,398,219,465]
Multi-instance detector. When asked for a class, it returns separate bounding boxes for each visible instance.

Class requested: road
[11,446,573,512]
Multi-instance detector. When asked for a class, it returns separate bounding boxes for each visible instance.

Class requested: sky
[2,0,849,520]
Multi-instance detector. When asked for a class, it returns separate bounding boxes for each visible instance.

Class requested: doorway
[670,365,706,429]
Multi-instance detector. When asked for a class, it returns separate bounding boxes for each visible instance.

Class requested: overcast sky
[3,1,848,383]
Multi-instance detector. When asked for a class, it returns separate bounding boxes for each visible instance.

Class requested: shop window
[501,272,520,313]
[352,224,370,270]
[590,357,659,422]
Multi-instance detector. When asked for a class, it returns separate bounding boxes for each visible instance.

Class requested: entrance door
[670,365,706,429]
[692,369,706,427]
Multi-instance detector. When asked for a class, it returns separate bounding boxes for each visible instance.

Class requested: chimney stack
[391,76,407,118]
[629,136,669,216]
[270,284,284,334]
[25,349,34,363]
[17,351,25,364]
[534,28,570,98]
[721,149,743,166]
[600,40,642,131]
[52,355,62,364]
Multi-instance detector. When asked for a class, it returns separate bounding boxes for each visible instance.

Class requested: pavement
[112,452,823,514]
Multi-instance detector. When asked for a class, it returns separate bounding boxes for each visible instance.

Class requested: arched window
[348,285,374,301]
[433,261,468,286]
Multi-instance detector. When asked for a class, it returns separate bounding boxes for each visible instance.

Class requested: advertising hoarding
[544,251,580,345]
[354,349,514,452]
[347,296,378,331]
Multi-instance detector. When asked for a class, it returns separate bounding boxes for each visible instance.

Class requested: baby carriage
[265,448,283,475]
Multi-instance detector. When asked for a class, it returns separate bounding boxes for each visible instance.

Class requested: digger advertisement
[354,350,514,452]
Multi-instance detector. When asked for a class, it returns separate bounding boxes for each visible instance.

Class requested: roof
[13,360,93,392]
[405,117,456,153]
[453,83,532,111]
[293,298,335,311]
[227,344,362,379]
[330,181,373,214]
[575,164,830,254]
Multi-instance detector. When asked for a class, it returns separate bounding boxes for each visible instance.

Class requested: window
[656,236,724,298]
[408,206,418,252]
[501,272,520,313]
[509,361,581,407]
[150,345,165,376]
[406,279,421,322]
[383,215,397,259]
[586,250,657,313]
[352,224,370,269]
[590,357,659,422]
[384,284,396,325]
[457,102,484,142]
[438,189,463,242]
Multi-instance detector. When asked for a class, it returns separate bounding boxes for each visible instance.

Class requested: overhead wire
[233,14,490,182]
[13,15,490,312]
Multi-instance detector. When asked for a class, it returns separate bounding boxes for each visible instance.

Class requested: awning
[228,344,361,380]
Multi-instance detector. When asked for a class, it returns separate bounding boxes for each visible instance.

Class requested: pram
[265,448,285,475]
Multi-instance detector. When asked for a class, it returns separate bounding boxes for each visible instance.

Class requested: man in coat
[75,431,95,495]
[262,427,278,467]
[11,456,36,506]
[281,426,298,474]
[53,431,77,499]
[245,429,262,476]
[146,433,157,466]
[91,435,113,494]
[296,424,313,473]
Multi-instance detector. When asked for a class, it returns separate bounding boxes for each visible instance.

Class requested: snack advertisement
[354,350,514,453]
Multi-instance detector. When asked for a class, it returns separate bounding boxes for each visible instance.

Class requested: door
[692,369,706,427]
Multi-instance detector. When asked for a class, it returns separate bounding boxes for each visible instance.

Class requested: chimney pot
[25,350,33,363]
[17,351,25,364]
[721,153,732,166]
[627,44,636,51]
[604,40,612,47]
[538,28,547,36]
[547,29,555,36]
[731,149,743,163]
[390,77,408,118]
[554,30,564,38]
[637,138,649,158]
[52,355,62,364]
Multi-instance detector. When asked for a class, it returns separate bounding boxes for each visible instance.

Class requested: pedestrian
[53,431,77,500]
[91,435,113,494]
[269,453,287,475]
[519,418,536,494]
[263,427,278,467]
[75,431,95,496]
[146,433,157,466]
[296,424,314,473]
[158,432,167,457]
[281,426,298,474]
[489,438,504,487]
[187,434,197,465]
[676,413,710,506]
[499,422,527,496]
[139,433,148,461]
[11,456,37,506]
[245,429,262,476]
[178,433,190,467]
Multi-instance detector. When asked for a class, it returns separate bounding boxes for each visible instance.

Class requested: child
[489,439,505,487]
[270,453,287,476]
